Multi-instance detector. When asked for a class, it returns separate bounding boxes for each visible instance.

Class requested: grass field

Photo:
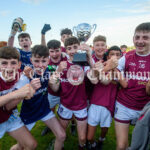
[0,105,134,150]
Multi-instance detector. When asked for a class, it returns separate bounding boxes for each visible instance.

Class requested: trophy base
[72,53,89,66]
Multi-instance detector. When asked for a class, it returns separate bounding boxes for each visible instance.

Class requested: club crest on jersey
[139,63,145,69]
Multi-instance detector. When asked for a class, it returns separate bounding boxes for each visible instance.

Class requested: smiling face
[0,58,21,82]
[93,41,107,59]
[49,48,62,63]
[66,44,79,61]
[133,31,150,55]
[31,55,49,76]
[19,37,32,51]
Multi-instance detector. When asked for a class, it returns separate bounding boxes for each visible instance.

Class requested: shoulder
[15,74,30,89]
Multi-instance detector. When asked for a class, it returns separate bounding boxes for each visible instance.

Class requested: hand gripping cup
[12,17,26,32]
[72,23,97,66]
[67,65,84,86]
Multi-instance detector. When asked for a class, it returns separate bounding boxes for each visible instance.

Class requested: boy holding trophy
[8,17,33,70]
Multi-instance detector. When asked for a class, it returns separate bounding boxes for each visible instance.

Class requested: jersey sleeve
[16,74,30,89]
[117,56,125,72]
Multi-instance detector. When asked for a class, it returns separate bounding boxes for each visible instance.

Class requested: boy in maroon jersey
[86,35,107,100]
[54,36,93,150]
[0,46,37,150]
[41,24,76,135]
[114,22,150,150]
[86,46,123,150]
[92,35,107,63]
[60,28,73,53]
[41,39,68,136]
[120,45,127,56]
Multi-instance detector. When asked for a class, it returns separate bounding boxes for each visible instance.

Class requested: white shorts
[88,104,112,127]
[48,93,60,109]
[57,104,87,121]
[0,109,24,138]
[114,101,141,124]
[26,111,55,131]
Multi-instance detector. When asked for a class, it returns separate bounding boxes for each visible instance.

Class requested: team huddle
[0,18,150,150]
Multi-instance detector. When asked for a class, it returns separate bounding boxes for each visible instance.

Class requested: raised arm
[8,18,24,47]
[41,24,51,46]
[1,84,35,110]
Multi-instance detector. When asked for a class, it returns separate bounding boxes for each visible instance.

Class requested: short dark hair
[103,46,122,61]
[31,45,49,58]
[107,46,121,56]
[60,28,72,36]
[0,46,20,61]
[64,36,80,48]
[135,22,150,33]
[47,40,61,49]
[18,33,31,40]
[120,45,127,49]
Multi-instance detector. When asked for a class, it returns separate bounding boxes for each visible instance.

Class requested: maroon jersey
[0,75,18,123]
[86,53,103,100]
[126,49,136,56]
[90,81,118,116]
[60,61,87,110]
[48,55,67,96]
[92,53,101,63]
[117,52,150,110]
[61,46,66,53]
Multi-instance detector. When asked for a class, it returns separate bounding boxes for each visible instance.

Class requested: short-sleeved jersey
[0,72,26,123]
[117,52,150,110]
[20,68,51,125]
[59,61,87,110]
[17,48,32,70]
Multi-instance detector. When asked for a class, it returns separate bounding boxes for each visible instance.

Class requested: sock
[99,137,105,142]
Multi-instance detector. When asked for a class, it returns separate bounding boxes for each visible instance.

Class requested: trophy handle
[73,26,77,37]
[91,24,97,35]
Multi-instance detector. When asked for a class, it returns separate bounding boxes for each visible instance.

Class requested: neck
[95,53,103,60]
[136,49,150,56]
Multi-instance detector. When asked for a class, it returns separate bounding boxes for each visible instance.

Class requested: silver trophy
[12,17,26,32]
[72,23,97,66]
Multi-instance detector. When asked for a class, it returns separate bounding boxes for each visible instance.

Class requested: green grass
[0,104,134,150]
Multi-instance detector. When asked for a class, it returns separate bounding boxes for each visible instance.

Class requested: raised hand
[104,56,118,72]
[41,24,51,35]
[23,66,34,79]
[57,61,67,73]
